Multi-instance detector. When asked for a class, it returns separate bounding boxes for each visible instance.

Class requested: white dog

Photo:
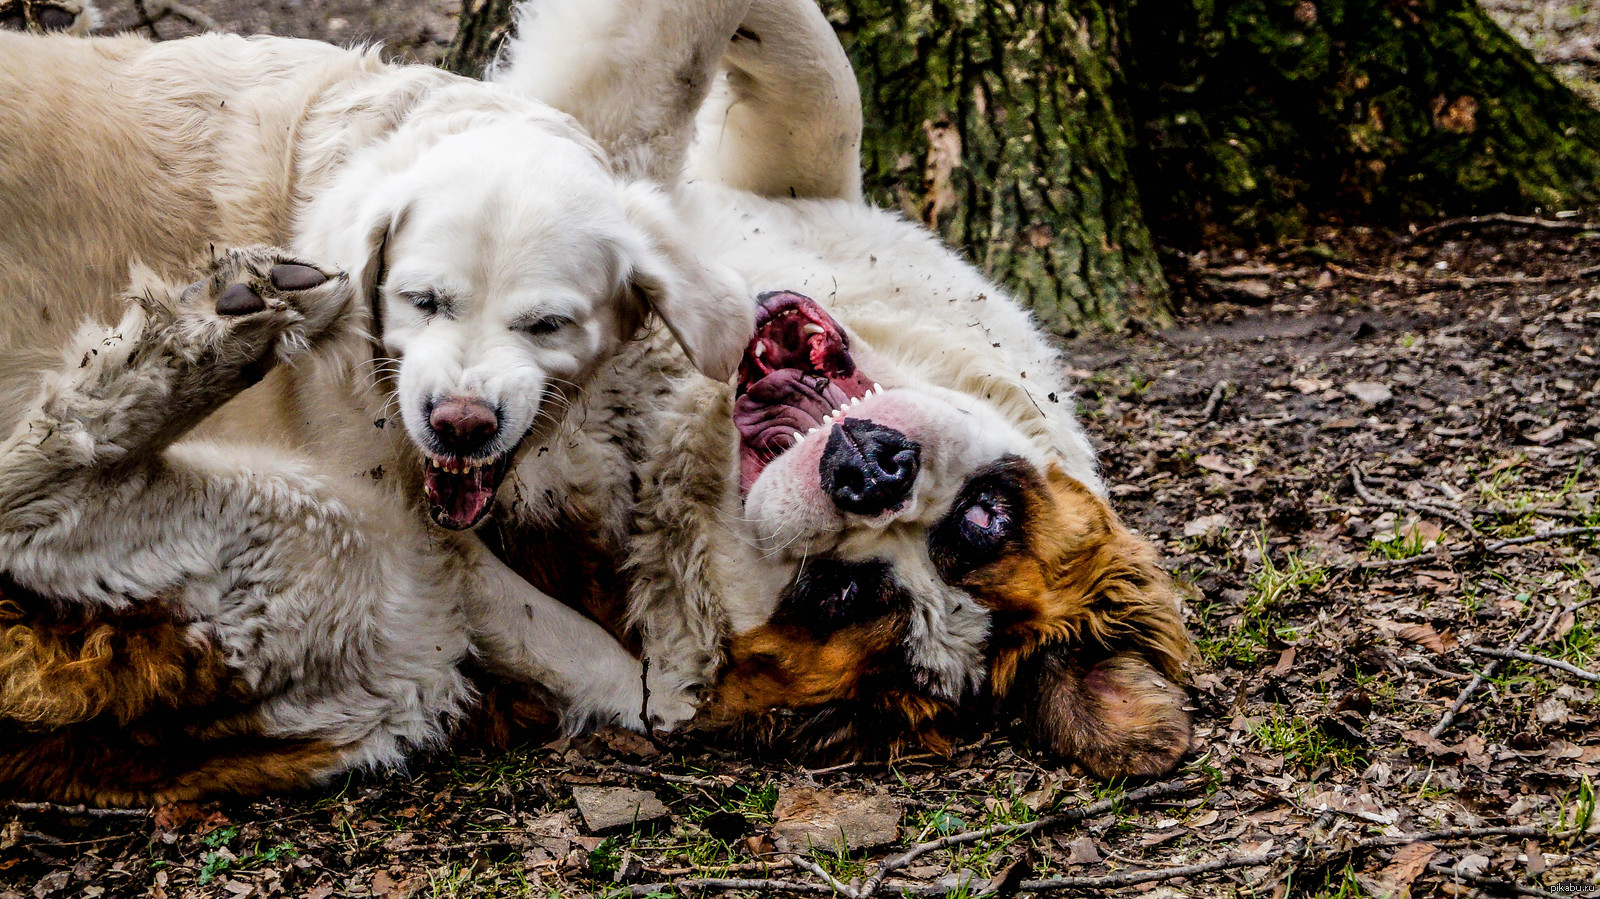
[488,0,1195,777]
[0,30,749,803]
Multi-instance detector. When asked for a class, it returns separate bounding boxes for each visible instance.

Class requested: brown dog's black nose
[428,398,500,455]
[820,418,921,516]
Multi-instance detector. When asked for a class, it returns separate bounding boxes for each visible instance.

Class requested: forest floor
[5,207,1599,899]
[3,3,1599,899]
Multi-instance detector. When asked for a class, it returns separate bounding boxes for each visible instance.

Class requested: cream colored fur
[0,30,748,787]
[494,0,1103,710]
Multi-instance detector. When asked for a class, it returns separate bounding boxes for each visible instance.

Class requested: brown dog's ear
[1024,649,1192,779]
[1002,465,1196,778]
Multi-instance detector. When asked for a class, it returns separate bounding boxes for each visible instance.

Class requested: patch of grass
[1306,863,1371,899]
[1251,713,1367,773]
[425,862,548,898]
[195,828,297,887]
[1247,543,1327,613]
[1559,776,1596,834]
[1199,540,1325,666]
[1367,526,1429,560]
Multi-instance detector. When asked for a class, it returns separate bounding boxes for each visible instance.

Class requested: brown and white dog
[488,0,1197,778]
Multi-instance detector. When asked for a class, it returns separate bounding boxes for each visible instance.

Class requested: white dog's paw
[159,246,349,378]
[640,675,704,732]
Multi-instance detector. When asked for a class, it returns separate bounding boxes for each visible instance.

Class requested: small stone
[1184,513,1231,538]
[770,786,901,853]
[1536,698,1569,725]
[1344,381,1393,405]
[572,787,669,834]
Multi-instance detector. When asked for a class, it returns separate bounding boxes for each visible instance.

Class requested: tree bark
[442,0,1600,329]
[1124,0,1600,247]
[443,0,515,79]
[818,0,1170,331]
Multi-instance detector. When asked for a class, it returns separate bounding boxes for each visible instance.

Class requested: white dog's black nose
[820,419,921,516]
[429,398,500,455]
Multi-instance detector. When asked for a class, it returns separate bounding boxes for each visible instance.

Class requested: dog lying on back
[0,29,747,803]
[488,0,1196,777]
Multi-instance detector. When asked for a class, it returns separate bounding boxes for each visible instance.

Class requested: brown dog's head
[696,291,1195,779]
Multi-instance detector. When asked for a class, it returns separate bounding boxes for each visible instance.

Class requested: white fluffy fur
[0,30,749,787]
[493,0,1101,710]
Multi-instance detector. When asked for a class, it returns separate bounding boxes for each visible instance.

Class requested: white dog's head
[322,112,750,530]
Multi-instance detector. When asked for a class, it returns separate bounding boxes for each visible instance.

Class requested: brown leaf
[1383,841,1438,887]
[1196,454,1246,477]
[1396,623,1446,655]
[1271,646,1297,677]
[1065,836,1101,865]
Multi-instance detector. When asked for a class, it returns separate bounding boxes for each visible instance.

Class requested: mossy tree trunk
[818,0,1170,331]
[1123,0,1600,247]
[444,0,1600,330]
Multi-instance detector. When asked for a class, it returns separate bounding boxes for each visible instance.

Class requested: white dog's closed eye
[616,181,753,383]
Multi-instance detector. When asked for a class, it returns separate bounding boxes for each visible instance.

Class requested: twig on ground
[1425,860,1558,899]
[1202,381,1230,422]
[132,0,223,34]
[1484,526,1600,551]
[1351,463,1479,536]
[627,876,837,895]
[1468,646,1600,683]
[1327,261,1600,290]
[854,776,1205,898]
[1434,599,1572,737]
[1355,524,1599,572]
[789,854,858,896]
[614,763,731,788]
[649,860,794,878]
[1412,212,1600,240]
[3,801,148,819]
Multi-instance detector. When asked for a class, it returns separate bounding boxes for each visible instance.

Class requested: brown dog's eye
[931,490,1018,582]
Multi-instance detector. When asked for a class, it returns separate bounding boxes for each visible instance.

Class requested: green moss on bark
[821,0,1172,331]
[1125,0,1600,246]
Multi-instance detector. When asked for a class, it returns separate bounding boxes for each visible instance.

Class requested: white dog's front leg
[460,538,694,732]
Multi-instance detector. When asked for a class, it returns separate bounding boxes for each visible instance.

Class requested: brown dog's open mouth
[423,453,514,530]
[734,291,877,494]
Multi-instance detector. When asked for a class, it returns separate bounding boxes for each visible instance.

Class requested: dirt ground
[4,3,1600,899]
[5,218,1597,899]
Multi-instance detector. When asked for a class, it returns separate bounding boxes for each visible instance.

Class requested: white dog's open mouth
[734,291,879,494]
[422,452,515,530]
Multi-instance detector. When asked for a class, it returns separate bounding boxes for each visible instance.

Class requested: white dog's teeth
[807,428,817,437]
[752,340,767,359]
[802,323,825,336]
[873,382,883,393]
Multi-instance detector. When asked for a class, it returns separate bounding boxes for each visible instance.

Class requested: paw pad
[215,283,265,316]
[268,264,329,292]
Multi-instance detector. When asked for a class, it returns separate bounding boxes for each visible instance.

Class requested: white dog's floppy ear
[617,182,753,382]
[349,204,410,345]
